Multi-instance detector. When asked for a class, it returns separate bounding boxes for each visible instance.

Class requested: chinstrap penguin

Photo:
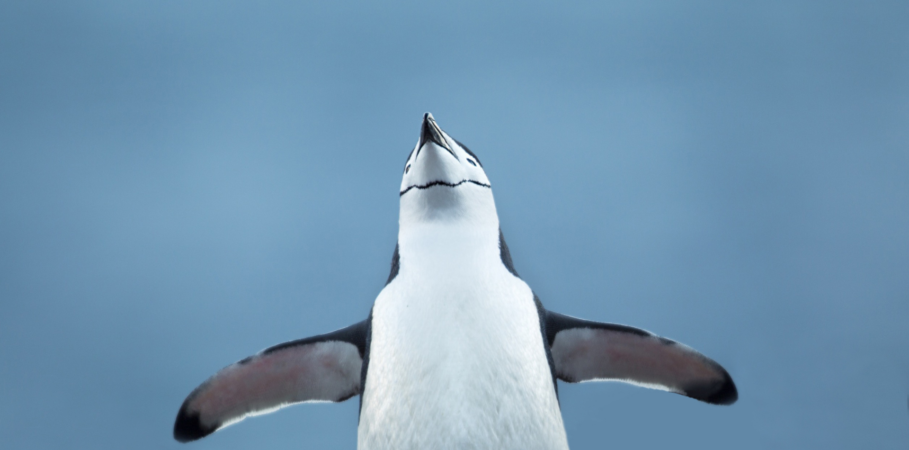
[173,113,737,449]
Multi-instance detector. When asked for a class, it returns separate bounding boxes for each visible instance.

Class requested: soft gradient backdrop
[1,1,907,449]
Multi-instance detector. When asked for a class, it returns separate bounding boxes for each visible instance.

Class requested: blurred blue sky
[1,1,907,449]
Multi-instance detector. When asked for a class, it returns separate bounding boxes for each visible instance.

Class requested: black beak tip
[418,113,455,158]
[420,114,434,140]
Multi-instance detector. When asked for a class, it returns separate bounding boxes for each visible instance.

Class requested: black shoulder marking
[544,310,651,346]
[386,243,400,285]
[498,229,519,277]
[358,309,373,418]
[534,294,559,402]
[262,319,369,358]
[454,139,482,167]
[173,398,218,442]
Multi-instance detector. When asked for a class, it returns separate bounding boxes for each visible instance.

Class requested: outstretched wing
[545,311,737,405]
[174,320,370,442]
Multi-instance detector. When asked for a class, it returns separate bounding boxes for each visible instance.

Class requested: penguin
[173,113,737,449]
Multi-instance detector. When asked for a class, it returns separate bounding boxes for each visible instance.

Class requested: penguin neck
[398,184,500,267]
[399,184,498,231]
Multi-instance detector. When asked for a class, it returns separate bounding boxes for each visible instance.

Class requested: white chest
[357,227,568,450]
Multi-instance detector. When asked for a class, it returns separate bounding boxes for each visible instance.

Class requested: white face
[398,114,497,227]
[399,114,491,195]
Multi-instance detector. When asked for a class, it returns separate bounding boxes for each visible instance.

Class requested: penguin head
[398,113,497,225]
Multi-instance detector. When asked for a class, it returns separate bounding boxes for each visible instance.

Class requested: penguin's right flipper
[173,320,369,443]
[545,311,737,405]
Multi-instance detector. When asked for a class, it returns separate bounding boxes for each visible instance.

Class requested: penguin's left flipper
[173,320,369,443]
[545,311,737,405]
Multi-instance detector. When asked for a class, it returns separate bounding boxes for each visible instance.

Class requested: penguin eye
[404,164,411,174]
[466,158,476,167]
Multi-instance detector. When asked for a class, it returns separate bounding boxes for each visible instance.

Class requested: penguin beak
[419,113,458,161]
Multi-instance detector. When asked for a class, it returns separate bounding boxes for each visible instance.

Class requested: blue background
[1,1,907,449]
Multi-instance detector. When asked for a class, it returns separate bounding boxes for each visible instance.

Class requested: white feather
[359,144,569,449]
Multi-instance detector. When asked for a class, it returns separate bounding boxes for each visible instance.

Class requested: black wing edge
[259,320,369,359]
[173,319,371,443]
[543,310,738,405]
[173,405,217,443]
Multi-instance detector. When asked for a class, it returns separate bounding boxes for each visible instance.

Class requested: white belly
[357,227,568,450]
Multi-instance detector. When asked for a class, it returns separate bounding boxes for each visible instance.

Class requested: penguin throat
[398,183,499,229]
